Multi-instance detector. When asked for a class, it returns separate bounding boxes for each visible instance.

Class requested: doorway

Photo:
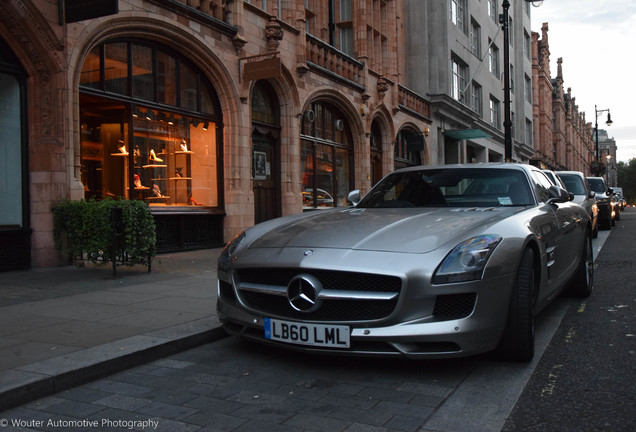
[251,81,281,224]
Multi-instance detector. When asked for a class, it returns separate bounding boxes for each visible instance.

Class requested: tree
[589,160,606,177]
[617,159,636,205]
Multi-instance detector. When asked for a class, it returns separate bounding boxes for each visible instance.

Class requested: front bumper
[216,246,518,359]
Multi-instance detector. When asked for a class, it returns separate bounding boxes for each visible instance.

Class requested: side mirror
[608,187,614,194]
[568,192,575,202]
[589,190,596,199]
[546,185,570,205]
[347,190,361,206]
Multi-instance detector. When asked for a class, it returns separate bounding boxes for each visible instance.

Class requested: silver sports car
[217,164,593,361]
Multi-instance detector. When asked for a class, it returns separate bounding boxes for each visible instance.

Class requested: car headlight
[432,235,502,284]
[218,231,246,273]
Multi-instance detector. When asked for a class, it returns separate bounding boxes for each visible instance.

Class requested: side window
[531,171,553,203]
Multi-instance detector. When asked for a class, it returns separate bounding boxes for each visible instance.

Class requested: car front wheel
[566,229,594,298]
[497,248,535,362]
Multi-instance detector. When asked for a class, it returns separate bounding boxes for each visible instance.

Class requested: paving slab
[0,248,226,411]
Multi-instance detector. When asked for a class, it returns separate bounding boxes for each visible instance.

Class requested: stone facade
[1,0,432,268]
[597,130,617,187]
[404,0,536,164]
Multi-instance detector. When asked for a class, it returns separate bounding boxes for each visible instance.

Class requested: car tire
[565,229,594,298]
[497,248,535,362]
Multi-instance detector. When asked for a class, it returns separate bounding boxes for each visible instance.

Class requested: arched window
[395,128,423,170]
[300,101,353,208]
[79,40,221,209]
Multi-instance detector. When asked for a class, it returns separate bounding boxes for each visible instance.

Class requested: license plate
[264,318,350,348]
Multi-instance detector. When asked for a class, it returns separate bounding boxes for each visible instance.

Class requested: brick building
[0,0,433,270]
[530,23,594,173]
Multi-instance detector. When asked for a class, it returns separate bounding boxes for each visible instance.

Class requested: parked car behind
[613,187,626,215]
[587,176,615,229]
[218,163,594,362]
[558,171,599,238]
[543,170,567,190]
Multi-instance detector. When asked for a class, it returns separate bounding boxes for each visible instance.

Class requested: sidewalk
[0,248,226,411]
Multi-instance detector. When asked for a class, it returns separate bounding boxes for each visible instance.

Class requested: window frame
[450,0,467,34]
[470,18,481,58]
[451,55,467,102]
[471,81,483,116]
[489,96,500,129]
[488,42,500,77]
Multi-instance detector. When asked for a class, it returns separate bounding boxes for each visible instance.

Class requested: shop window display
[79,39,221,209]
[80,102,218,207]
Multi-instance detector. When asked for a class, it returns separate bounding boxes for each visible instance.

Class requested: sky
[530,0,636,163]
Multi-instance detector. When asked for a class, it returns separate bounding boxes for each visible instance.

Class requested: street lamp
[595,105,613,161]
[502,0,544,162]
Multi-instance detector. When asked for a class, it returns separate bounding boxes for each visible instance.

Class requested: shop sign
[241,53,281,82]
[64,0,119,23]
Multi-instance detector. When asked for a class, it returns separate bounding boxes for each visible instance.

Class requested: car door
[532,171,583,291]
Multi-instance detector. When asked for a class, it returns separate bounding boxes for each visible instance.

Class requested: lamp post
[595,105,613,161]
[502,0,544,162]
[605,154,612,184]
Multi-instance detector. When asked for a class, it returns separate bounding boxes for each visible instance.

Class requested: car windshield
[558,174,586,195]
[357,168,534,208]
[587,178,606,194]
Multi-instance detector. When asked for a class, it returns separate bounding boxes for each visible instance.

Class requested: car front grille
[234,268,402,322]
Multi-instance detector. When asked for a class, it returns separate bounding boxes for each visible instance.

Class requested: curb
[0,323,228,412]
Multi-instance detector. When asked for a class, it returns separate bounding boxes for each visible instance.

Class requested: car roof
[393,163,534,174]
[557,171,585,178]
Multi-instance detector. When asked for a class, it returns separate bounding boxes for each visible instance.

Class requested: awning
[444,129,492,140]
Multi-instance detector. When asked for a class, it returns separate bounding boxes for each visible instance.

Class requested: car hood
[249,207,522,253]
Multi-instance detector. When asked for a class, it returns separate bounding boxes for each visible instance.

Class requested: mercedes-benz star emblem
[287,274,323,313]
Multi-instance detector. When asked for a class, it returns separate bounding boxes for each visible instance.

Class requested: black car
[587,177,615,229]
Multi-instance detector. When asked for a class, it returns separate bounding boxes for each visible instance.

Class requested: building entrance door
[252,132,280,224]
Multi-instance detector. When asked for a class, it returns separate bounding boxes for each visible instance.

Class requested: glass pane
[324,106,333,142]
[251,85,273,124]
[80,45,101,89]
[80,96,127,200]
[315,144,335,207]
[339,0,352,20]
[180,63,198,111]
[335,147,350,206]
[104,42,128,94]
[201,80,217,116]
[130,110,218,207]
[188,117,219,207]
[339,27,353,55]
[314,103,324,139]
[301,140,314,208]
[157,50,176,106]
[132,44,154,101]
[0,73,22,227]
